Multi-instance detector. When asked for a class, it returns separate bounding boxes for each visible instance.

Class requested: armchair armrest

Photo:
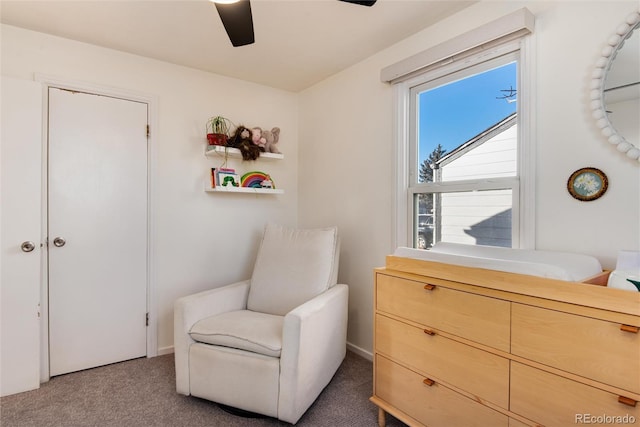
[278,284,348,424]
[174,280,250,395]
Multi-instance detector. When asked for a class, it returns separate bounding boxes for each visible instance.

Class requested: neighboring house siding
[441,125,517,181]
[440,190,512,246]
[439,124,517,247]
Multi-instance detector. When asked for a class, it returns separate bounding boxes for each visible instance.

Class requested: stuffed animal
[228,125,261,160]
[262,127,281,154]
[228,125,250,147]
[251,127,266,151]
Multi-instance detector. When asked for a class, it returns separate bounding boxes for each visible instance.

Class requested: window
[384,9,535,251]
[411,55,520,249]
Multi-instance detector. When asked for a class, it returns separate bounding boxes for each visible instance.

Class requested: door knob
[53,237,66,247]
[21,241,36,252]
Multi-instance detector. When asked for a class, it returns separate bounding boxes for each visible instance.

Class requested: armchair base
[190,343,279,418]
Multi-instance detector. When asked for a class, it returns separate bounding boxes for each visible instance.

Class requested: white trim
[517,35,537,249]
[346,341,373,362]
[147,95,159,359]
[381,8,535,83]
[409,177,520,194]
[157,346,175,356]
[156,342,371,361]
[390,17,535,251]
[35,74,157,108]
[511,179,521,249]
[38,83,50,383]
[34,74,159,382]
[392,82,410,251]
[403,42,521,105]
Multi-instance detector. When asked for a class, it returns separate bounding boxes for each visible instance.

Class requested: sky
[418,62,517,163]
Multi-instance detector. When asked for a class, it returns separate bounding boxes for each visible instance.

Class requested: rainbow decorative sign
[241,171,275,189]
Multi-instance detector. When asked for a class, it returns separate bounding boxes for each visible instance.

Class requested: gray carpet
[0,351,406,427]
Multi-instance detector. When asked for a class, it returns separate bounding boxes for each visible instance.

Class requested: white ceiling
[0,0,475,92]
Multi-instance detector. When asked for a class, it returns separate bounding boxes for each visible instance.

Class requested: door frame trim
[36,74,158,382]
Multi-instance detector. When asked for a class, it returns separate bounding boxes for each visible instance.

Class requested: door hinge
[146,312,149,327]
[146,125,150,138]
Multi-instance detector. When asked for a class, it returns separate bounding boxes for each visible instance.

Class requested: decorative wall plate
[567,167,608,201]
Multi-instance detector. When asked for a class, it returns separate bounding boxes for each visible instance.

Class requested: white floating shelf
[205,186,284,194]
[205,145,284,160]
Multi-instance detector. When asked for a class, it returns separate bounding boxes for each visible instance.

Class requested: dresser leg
[378,407,386,427]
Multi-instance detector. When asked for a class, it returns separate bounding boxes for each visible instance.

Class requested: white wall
[3,0,639,361]
[299,1,640,354]
[1,24,299,353]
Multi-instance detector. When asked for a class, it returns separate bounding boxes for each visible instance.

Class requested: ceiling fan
[211,0,377,47]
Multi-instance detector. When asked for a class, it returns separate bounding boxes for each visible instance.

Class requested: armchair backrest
[247,223,340,316]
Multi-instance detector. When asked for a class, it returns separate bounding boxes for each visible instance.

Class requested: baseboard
[156,345,174,356]
[346,342,373,361]
[156,343,371,360]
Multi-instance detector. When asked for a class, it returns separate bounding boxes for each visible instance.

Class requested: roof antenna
[497,86,517,103]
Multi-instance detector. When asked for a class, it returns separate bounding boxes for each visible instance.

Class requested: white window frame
[388,12,536,250]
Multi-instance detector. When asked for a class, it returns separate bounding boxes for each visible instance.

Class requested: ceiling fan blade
[214,0,255,47]
[338,0,377,6]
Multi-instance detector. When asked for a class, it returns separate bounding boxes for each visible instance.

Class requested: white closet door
[0,77,42,396]
[48,88,148,376]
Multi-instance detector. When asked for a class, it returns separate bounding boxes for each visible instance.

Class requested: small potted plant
[206,116,231,146]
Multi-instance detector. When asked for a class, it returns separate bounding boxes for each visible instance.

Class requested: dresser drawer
[512,303,640,393]
[375,314,509,408]
[511,362,640,427]
[375,355,509,427]
[376,274,510,351]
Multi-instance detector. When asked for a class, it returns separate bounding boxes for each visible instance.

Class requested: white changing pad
[393,242,602,282]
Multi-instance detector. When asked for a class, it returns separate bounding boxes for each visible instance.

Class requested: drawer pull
[620,324,639,333]
[618,396,638,407]
[423,378,435,387]
[423,284,436,291]
[423,329,436,336]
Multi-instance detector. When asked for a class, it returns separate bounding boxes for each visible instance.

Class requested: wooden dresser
[371,255,640,427]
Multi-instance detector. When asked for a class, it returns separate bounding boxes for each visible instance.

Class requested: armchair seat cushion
[189,310,284,358]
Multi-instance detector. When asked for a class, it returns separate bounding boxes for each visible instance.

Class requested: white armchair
[174,223,348,424]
